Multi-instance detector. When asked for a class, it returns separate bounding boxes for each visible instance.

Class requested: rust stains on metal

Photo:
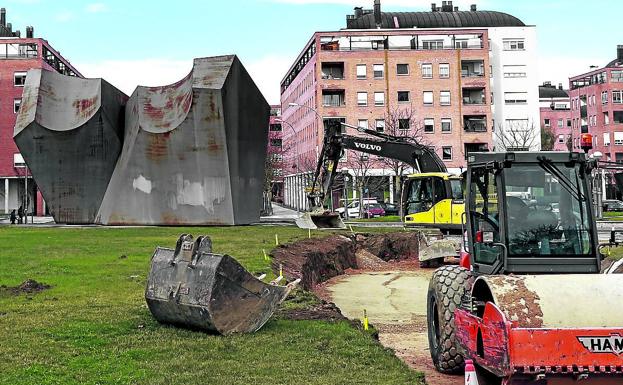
[72,96,99,119]
[145,132,169,161]
[487,276,544,328]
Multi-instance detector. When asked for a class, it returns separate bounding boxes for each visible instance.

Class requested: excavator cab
[427,152,623,384]
[402,173,464,231]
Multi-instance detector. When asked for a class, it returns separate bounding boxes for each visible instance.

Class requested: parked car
[362,203,386,218]
[336,198,378,218]
[380,202,399,216]
[603,199,623,212]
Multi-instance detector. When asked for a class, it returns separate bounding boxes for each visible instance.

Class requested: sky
[4,0,622,104]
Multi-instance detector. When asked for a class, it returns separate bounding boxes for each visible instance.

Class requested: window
[269,124,282,131]
[440,91,451,106]
[558,119,563,128]
[322,90,345,107]
[439,63,449,78]
[506,119,529,130]
[13,153,25,168]
[358,119,368,130]
[615,112,623,124]
[604,133,611,146]
[613,91,623,104]
[455,40,468,49]
[615,132,623,146]
[374,92,385,106]
[375,119,385,132]
[558,135,565,143]
[14,72,27,87]
[424,118,434,133]
[13,98,21,114]
[397,91,410,102]
[357,92,368,106]
[602,91,609,104]
[442,146,452,160]
[356,64,367,79]
[321,62,344,79]
[396,64,409,75]
[503,39,525,51]
[544,119,551,127]
[612,70,623,83]
[503,65,527,78]
[441,118,452,132]
[270,138,282,147]
[605,112,610,125]
[422,40,444,50]
[422,63,432,78]
[373,64,384,79]
[504,92,528,104]
[567,119,571,127]
[398,119,410,130]
[423,91,433,105]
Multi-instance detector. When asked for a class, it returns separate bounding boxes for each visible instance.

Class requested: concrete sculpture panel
[14,55,269,225]
[13,69,127,224]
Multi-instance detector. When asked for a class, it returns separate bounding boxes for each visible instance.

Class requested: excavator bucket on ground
[456,274,623,384]
[295,211,346,230]
[146,234,298,334]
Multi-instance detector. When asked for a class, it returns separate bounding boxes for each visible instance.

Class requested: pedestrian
[17,205,23,224]
[10,209,16,225]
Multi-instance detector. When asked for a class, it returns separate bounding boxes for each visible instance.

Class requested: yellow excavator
[296,120,464,231]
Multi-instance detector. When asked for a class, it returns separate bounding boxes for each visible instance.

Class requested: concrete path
[324,269,463,385]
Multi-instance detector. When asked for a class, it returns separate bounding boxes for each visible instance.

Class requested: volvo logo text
[354,142,382,152]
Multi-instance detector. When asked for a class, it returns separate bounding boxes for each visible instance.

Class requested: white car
[336,199,378,218]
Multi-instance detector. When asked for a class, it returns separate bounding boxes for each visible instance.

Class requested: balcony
[461,60,485,77]
[319,33,484,52]
[321,62,344,80]
[465,143,488,156]
[462,88,486,105]
[464,116,487,133]
[322,90,346,107]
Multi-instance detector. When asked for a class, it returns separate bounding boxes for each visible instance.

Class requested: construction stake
[275,234,279,246]
[263,249,268,261]
[363,309,369,331]
[308,228,311,239]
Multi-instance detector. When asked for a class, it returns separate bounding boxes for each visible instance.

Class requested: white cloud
[75,55,290,105]
[538,55,603,89]
[54,11,74,23]
[85,3,108,13]
[74,59,193,96]
[245,55,293,105]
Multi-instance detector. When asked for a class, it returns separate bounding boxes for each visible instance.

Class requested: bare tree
[541,126,555,151]
[494,120,540,151]
[345,151,386,218]
[379,105,428,203]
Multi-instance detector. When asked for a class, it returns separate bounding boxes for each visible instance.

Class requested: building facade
[539,82,571,151]
[569,46,623,161]
[0,9,81,215]
[280,0,537,210]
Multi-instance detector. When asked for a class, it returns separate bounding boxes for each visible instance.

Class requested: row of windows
[324,90,533,107]
[353,117,455,134]
[353,62,451,80]
[544,118,571,128]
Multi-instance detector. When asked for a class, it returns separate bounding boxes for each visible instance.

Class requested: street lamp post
[592,151,603,219]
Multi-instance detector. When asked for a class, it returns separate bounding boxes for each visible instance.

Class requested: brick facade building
[539,82,571,151]
[0,8,81,215]
[280,1,535,210]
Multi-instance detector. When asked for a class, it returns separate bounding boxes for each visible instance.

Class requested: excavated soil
[0,279,51,296]
[275,302,346,322]
[270,232,422,290]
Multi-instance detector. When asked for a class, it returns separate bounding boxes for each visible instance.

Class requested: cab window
[469,169,501,265]
[405,178,433,214]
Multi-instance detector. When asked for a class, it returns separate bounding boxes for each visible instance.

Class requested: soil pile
[0,279,51,295]
[271,235,357,290]
[271,232,421,290]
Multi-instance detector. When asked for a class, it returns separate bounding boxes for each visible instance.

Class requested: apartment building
[569,46,623,162]
[280,0,535,209]
[539,82,571,151]
[0,8,82,215]
[268,105,285,202]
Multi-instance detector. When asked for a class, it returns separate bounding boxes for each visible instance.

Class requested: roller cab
[427,152,623,384]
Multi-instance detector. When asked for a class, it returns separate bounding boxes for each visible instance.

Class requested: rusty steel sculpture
[14,55,270,225]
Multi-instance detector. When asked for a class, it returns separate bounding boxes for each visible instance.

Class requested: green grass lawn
[0,226,422,385]
[601,211,623,221]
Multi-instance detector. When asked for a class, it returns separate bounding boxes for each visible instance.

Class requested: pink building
[539,82,571,151]
[0,9,81,215]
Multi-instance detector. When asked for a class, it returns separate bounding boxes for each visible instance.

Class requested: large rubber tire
[427,265,473,374]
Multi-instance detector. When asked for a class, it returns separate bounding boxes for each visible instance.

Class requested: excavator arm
[306,121,446,213]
